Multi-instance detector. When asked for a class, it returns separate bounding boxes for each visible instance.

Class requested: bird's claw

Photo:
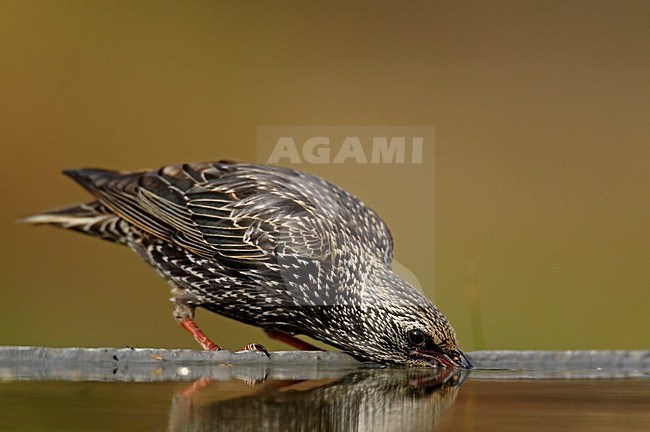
[237,343,271,358]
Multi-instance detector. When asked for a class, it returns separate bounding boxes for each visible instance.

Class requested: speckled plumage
[22,161,471,368]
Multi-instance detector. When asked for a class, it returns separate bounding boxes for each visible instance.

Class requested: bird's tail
[18,201,128,244]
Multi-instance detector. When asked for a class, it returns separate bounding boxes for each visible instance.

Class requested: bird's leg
[179,318,220,351]
[173,302,220,351]
[265,330,323,351]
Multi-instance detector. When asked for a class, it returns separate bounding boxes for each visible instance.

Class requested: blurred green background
[1,1,648,352]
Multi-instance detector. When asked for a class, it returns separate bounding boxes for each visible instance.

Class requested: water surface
[1,349,648,431]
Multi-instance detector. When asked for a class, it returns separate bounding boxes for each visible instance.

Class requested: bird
[21,160,472,368]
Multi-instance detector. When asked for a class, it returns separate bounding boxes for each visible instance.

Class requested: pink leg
[265,330,323,351]
[179,317,221,351]
[174,302,220,351]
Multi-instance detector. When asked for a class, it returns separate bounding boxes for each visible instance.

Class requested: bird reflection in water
[169,367,468,431]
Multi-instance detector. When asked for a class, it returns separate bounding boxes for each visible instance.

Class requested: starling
[21,161,472,368]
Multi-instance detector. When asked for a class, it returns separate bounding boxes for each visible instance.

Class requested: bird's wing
[135,162,335,268]
[64,162,393,270]
[62,169,175,241]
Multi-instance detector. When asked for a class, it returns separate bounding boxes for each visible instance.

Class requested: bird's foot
[236,343,270,358]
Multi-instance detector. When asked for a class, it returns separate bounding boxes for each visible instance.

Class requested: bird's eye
[407,329,426,347]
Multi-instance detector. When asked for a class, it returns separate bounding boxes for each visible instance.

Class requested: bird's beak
[449,350,474,369]
[412,349,475,369]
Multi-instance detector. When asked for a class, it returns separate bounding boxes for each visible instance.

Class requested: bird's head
[332,266,474,369]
